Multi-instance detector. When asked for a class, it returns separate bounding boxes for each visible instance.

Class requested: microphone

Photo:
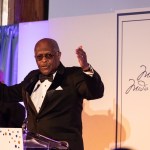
[22,118,28,133]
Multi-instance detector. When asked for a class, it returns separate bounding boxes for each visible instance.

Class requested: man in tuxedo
[0,70,26,127]
[0,38,104,150]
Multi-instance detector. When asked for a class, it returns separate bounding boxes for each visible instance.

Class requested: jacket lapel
[49,62,65,90]
[39,63,65,114]
[23,70,40,114]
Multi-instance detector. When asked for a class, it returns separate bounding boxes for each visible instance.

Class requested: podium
[23,130,69,150]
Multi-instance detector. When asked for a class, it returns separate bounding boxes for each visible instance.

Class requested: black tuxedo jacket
[0,62,104,150]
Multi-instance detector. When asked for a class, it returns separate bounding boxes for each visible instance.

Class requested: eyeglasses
[35,52,59,61]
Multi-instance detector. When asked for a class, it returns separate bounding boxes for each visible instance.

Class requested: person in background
[0,38,104,150]
[0,70,26,127]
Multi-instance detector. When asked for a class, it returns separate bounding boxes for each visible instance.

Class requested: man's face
[35,41,61,75]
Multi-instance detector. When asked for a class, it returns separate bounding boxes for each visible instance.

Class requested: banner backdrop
[117,11,150,150]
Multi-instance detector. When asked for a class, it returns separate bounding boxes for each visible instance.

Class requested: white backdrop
[18,21,49,82]
[48,14,117,150]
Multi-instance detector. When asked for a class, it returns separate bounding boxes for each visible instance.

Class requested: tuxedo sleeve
[0,70,39,103]
[74,68,104,100]
[0,82,23,103]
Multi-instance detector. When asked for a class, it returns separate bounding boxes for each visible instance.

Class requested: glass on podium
[23,130,69,150]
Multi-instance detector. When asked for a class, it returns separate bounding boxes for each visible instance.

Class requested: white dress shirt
[31,80,51,113]
[31,72,56,113]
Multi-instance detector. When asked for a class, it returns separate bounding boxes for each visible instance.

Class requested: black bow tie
[39,74,53,83]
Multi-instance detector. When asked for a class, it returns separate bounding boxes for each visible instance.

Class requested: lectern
[23,130,69,150]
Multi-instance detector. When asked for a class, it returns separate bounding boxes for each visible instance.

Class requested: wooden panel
[8,0,15,25]
[8,0,49,24]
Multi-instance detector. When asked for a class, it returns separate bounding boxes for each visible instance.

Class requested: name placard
[0,128,23,150]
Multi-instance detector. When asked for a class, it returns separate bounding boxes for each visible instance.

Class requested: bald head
[34,38,60,53]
